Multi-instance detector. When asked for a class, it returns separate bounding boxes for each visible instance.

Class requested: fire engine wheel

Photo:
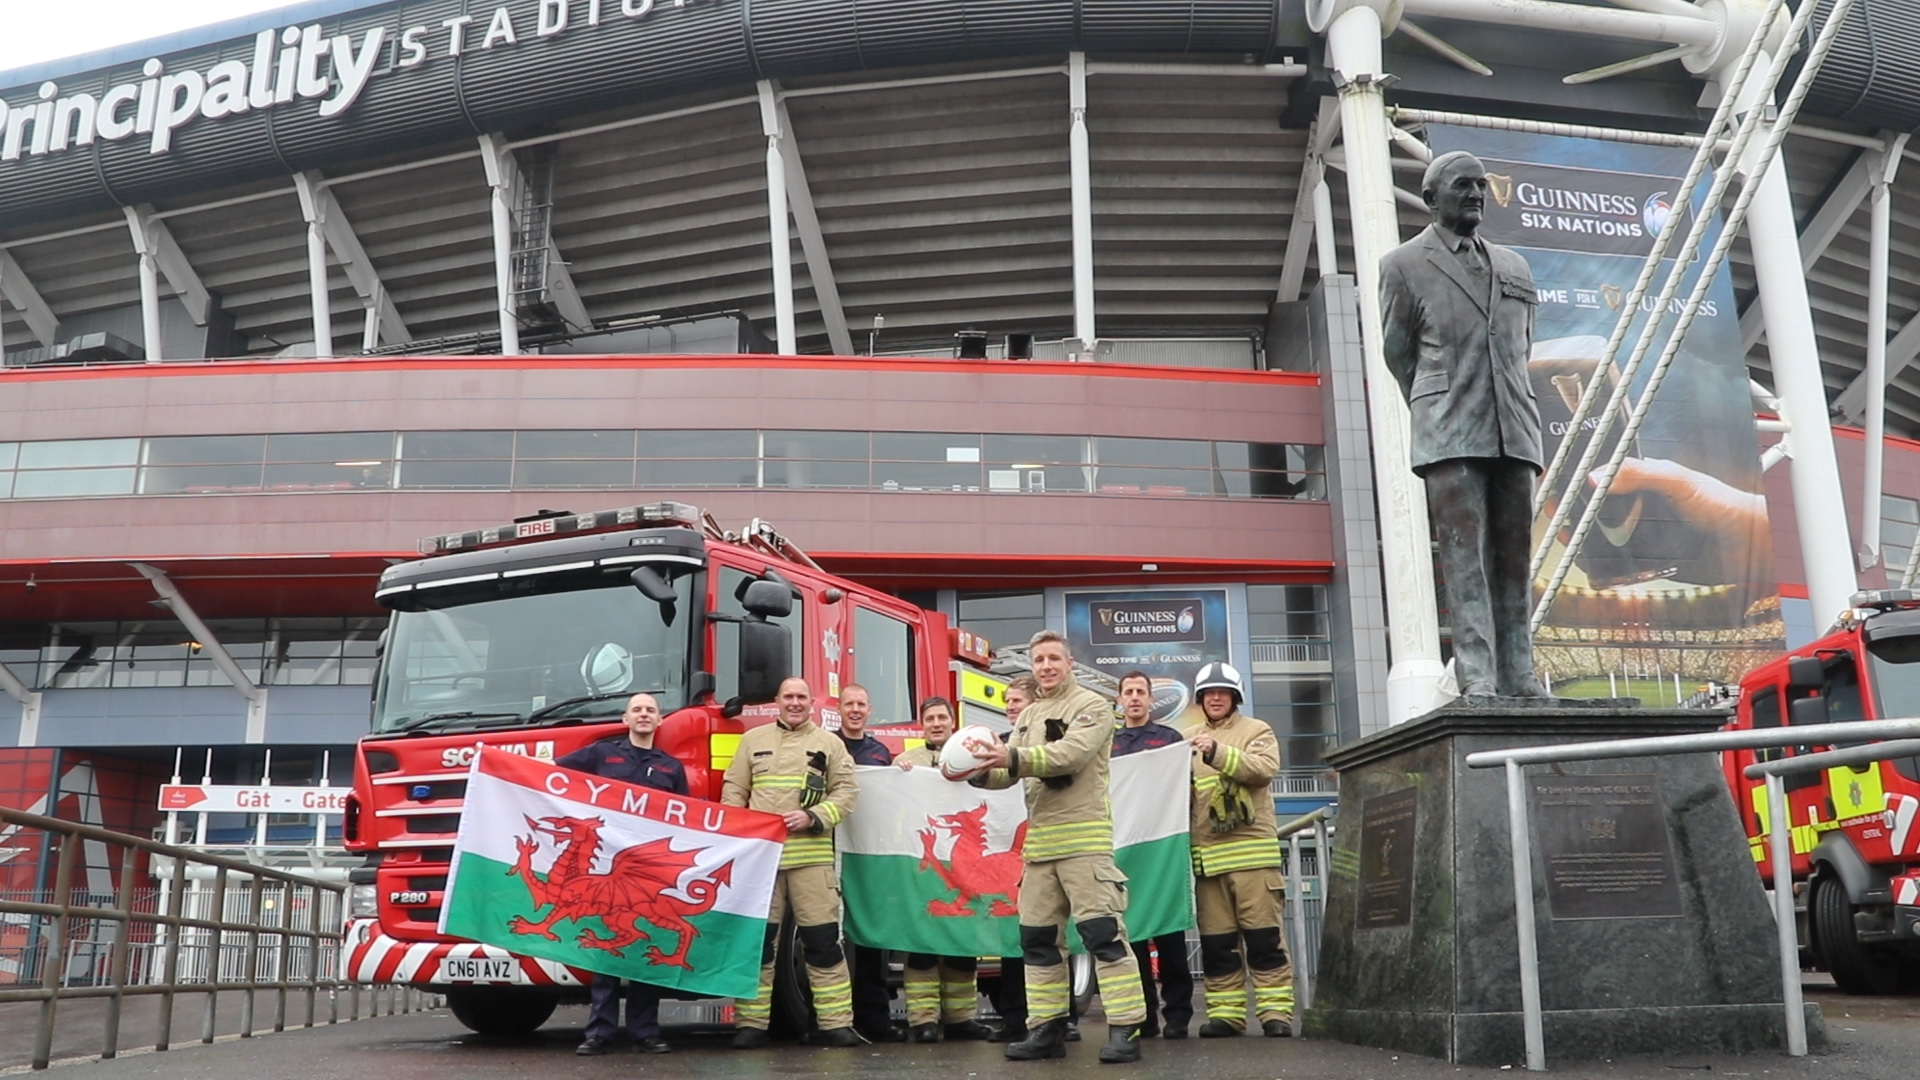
[768,916,816,1039]
[1813,876,1903,996]
[444,986,557,1037]
[1071,953,1097,1017]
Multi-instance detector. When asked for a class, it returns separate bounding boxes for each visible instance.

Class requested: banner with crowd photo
[839,744,1193,956]
[1063,588,1232,723]
[440,748,784,999]
[1425,125,1783,700]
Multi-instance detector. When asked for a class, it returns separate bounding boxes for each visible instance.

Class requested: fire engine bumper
[342,918,587,987]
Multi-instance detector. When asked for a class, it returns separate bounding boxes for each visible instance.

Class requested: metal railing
[1465,717,1920,1072]
[0,806,357,1070]
[1278,804,1334,1013]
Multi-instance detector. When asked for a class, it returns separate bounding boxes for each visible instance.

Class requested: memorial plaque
[1530,772,1682,920]
[1356,787,1418,929]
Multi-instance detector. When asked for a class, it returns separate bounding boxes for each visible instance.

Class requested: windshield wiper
[389,710,525,733]
[528,692,647,722]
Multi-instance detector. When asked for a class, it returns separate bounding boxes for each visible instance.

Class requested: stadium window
[871,432,982,492]
[637,430,758,488]
[983,434,1088,494]
[140,434,267,495]
[396,431,513,489]
[763,430,870,489]
[12,438,139,498]
[513,430,638,489]
[955,592,1046,655]
[1092,436,1211,496]
[265,432,397,489]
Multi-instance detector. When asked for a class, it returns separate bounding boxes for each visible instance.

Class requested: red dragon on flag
[507,814,734,970]
[918,804,1025,917]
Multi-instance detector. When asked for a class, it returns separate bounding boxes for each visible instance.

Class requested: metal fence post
[32,835,78,1071]
[156,856,187,1051]
[1505,759,1546,1072]
[1766,774,1808,1056]
[305,885,320,1028]
[273,885,288,1033]
[101,844,140,1059]
[203,866,227,1044]
[1287,831,1312,1012]
[240,874,264,1037]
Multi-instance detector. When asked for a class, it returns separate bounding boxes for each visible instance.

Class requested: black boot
[1004,1017,1070,1060]
[911,1022,940,1043]
[990,1019,1029,1043]
[946,1020,993,1041]
[1197,1019,1239,1038]
[1098,1024,1143,1063]
[1261,1018,1293,1038]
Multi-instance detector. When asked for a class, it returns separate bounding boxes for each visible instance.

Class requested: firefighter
[969,630,1150,1064]
[1110,671,1195,1040]
[722,677,861,1048]
[1183,662,1293,1038]
[836,683,904,1043]
[894,696,994,1043]
[557,692,686,1056]
[989,675,1038,1044]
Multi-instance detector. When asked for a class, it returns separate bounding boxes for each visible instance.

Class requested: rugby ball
[938,725,1001,781]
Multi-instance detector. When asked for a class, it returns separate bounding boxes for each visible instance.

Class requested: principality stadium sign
[0,0,703,165]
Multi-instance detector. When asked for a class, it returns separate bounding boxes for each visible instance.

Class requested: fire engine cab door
[1828,762,1888,821]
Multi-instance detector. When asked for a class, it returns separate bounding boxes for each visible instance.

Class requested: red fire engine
[1724,589,1920,994]
[339,503,999,1035]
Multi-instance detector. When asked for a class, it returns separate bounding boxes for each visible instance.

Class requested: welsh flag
[440,747,784,999]
[840,742,1193,956]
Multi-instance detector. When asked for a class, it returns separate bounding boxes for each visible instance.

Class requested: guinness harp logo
[1485,172,1515,208]
[1600,284,1625,310]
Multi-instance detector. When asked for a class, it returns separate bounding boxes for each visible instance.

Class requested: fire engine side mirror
[1789,694,1828,727]
[736,619,791,707]
[1786,656,1824,693]
[740,579,793,620]
[630,566,678,625]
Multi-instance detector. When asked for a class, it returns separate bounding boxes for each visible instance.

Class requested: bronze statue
[1380,150,1550,699]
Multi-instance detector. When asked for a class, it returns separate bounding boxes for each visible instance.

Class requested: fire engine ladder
[698,511,825,573]
[508,146,558,329]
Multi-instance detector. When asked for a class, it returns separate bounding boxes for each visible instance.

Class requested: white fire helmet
[1193,662,1244,706]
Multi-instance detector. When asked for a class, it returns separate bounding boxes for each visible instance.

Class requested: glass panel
[956,591,1046,655]
[17,438,139,469]
[43,623,117,689]
[397,460,513,489]
[872,434,981,491]
[764,459,870,488]
[266,432,396,463]
[873,432,980,462]
[264,461,388,489]
[515,430,636,459]
[400,431,514,460]
[637,430,758,488]
[512,459,636,489]
[984,434,1088,494]
[12,469,138,497]
[1094,437,1212,496]
[265,617,386,686]
[184,619,267,687]
[853,606,914,728]
[0,443,16,470]
[764,431,869,489]
[144,435,266,466]
[1095,436,1210,468]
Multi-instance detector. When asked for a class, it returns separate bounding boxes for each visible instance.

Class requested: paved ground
[8,978,1918,1080]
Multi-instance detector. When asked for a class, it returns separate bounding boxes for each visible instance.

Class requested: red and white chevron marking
[1896,875,1920,908]
[342,919,585,987]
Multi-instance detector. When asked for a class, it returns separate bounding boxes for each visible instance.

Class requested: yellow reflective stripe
[1025,821,1113,860]
[1026,981,1070,1022]
[756,775,807,788]
[1750,784,1770,836]
[1749,839,1767,863]
[1194,775,1222,792]
[1193,838,1282,875]
[1027,745,1048,774]
[1204,989,1247,1022]
[814,802,844,826]
[710,733,741,773]
[1099,985,1147,1011]
[780,836,835,867]
[1218,744,1244,778]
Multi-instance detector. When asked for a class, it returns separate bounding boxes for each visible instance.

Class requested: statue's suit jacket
[1379,225,1543,474]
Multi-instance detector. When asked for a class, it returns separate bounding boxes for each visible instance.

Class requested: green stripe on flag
[841,853,1022,957]
[1112,832,1194,943]
[441,851,765,999]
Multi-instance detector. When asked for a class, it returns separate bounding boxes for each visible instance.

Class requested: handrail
[1279,803,1334,1017]
[1276,804,1335,841]
[1466,716,1920,1071]
[0,806,361,1070]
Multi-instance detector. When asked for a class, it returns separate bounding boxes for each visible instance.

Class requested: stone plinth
[1304,705,1825,1066]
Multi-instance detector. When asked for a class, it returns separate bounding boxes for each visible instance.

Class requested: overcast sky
[0,2,303,74]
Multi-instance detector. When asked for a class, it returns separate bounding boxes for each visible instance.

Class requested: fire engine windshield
[371,566,695,733]
[1868,633,1920,719]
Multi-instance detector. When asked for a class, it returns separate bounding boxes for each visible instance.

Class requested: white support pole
[476,135,521,356]
[1312,172,1339,276]
[1860,140,1905,572]
[1069,52,1097,348]
[124,208,163,362]
[292,175,334,359]
[1742,85,1857,625]
[1325,2,1445,721]
[758,81,797,355]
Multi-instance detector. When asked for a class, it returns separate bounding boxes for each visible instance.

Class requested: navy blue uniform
[1113,721,1195,1037]
[840,733,894,767]
[837,731,896,1038]
[556,736,688,1043]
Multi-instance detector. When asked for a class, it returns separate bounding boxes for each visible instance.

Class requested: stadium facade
[3,0,1920,875]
